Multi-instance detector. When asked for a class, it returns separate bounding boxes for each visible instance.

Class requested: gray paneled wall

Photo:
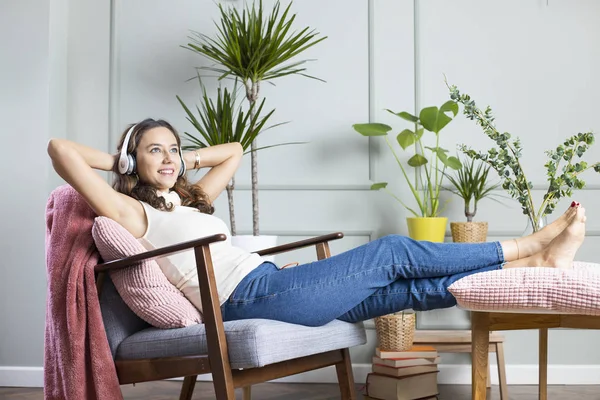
[2,0,600,387]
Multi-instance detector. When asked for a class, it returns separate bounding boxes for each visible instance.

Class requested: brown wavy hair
[112,118,214,214]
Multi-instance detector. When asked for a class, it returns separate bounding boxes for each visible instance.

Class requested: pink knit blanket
[44,185,122,400]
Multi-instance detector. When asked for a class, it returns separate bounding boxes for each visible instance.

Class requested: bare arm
[182,142,243,203]
[47,139,144,232]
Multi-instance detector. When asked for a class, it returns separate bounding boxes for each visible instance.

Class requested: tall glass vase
[522,214,548,236]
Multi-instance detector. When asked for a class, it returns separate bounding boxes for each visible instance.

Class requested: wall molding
[4,364,600,388]
[223,183,600,191]
[226,183,374,190]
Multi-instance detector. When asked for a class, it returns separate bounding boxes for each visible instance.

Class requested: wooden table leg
[471,312,491,400]
[539,328,548,400]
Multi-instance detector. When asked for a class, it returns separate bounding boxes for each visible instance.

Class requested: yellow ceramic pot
[406,217,448,243]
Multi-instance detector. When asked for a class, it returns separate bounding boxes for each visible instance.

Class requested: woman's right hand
[47,138,145,234]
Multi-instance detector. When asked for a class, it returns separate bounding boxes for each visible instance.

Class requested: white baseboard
[3,364,600,388]
[0,367,44,387]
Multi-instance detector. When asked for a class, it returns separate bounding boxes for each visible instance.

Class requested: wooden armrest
[256,232,344,256]
[94,234,227,272]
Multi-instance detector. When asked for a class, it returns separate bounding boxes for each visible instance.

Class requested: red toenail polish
[571,201,576,207]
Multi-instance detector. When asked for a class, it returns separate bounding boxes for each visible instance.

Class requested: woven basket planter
[374,313,416,351]
[451,221,488,243]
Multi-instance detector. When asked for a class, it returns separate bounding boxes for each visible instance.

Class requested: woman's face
[135,127,181,191]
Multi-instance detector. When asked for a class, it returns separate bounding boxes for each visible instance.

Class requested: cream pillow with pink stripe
[448,262,600,315]
[92,216,203,328]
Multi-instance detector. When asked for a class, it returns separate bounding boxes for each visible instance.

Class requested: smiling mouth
[158,169,175,175]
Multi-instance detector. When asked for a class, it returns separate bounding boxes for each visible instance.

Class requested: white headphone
[117,123,187,177]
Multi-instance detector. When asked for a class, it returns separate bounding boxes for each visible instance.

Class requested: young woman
[48,118,587,327]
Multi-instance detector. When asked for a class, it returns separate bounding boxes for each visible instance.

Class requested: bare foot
[534,206,586,269]
[515,204,578,258]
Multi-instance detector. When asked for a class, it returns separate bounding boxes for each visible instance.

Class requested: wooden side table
[413,330,508,400]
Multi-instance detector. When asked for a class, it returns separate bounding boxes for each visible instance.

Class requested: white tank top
[138,200,264,313]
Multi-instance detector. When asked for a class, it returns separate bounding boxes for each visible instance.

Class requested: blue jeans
[220,235,505,327]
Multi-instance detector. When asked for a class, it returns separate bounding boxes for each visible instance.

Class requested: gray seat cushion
[116,319,367,369]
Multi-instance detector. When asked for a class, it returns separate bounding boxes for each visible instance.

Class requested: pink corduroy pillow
[92,216,203,328]
[448,262,600,315]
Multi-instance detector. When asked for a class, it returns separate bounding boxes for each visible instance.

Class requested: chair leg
[539,328,548,400]
[495,342,508,400]
[179,375,197,400]
[486,361,491,389]
[335,348,356,400]
[471,312,490,400]
[242,386,251,400]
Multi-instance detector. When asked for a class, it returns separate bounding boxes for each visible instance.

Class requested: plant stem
[433,132,441,216]
[385,136,425,213]
[465,203,475,222]
[416,139,431,216]
[383,188,420,217]
[246,78,261,236]
[226,177,236,235]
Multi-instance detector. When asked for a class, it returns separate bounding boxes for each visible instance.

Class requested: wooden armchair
[95,232,366,400]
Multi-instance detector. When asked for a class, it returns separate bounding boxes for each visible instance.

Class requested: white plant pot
[231,235,278,263]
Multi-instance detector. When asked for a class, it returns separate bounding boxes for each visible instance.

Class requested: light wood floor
[2,381,600,399]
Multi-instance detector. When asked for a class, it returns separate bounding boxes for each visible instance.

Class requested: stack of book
[364,345,440,400]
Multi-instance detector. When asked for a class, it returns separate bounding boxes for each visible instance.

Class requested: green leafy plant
[177,78,293,235]
[444,156,502,222]
[353,102,463,217]
[183,0,326,235]
[449,84,600,231]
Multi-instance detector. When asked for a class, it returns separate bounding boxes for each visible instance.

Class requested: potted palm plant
[444,156,501,242]
[353,102,462,242]
[177,78,289,244]
[183,0,326,244]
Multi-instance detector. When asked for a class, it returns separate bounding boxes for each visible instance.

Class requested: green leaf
[440,100,459,117]
[371,182,388,190]
[177,76,282,154]
[415,128,424,141]
[353,123,392,136]
[385,109,419,123]
[397,129,417,149]
[407,154,428,167]
[419,106,452,134]
[184,0,327,85]
[424,146,448,154]
[444,156,462,170]
[425,146,450,164]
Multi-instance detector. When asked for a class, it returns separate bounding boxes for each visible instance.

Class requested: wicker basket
[374,313,416,352]
[451,221,488,243]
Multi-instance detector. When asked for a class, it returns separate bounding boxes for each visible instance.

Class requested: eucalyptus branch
[450,85,535,217]
[449,83,600,229]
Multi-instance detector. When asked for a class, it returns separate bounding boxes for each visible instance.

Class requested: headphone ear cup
[128,154,136,175]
